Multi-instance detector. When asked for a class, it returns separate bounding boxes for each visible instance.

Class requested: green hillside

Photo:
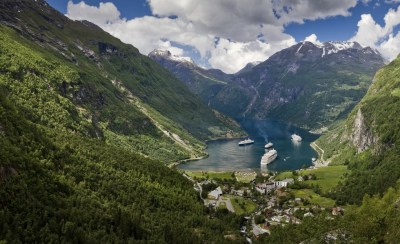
[0,88,242,243]
[0,0,243,164]
[317,55,400,204]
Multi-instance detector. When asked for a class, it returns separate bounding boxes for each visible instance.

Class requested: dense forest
[0,89,244,242]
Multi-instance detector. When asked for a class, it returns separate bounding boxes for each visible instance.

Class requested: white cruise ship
[238,138,254,146]
[291,134,302,142]
[260,149,277,165]
[264,142,273,149]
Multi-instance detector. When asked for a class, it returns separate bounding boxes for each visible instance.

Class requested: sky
[46,0,400,74]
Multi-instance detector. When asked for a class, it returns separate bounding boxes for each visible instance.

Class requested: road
[311,142,329,167]
[217,197,235,213]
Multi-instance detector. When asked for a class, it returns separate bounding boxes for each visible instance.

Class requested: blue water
[177,120,319,172]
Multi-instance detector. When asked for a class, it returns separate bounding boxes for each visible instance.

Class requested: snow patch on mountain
[148,49,195,64]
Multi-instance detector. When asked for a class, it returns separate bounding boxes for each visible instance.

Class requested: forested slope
[0,0,243,163]
[0,89,242,243]
[317,55,400,204]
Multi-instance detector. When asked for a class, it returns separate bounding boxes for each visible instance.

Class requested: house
[232,189,244,196]
[255,182,275,194]
[274,178,294,188]
[331,207,344,216]
[304,212,314,218]
[298,176,304,182]
[295,197,302,202]
[208,186,223,200]
[255,183,267,194]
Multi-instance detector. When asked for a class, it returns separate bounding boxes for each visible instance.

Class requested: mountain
[0,1,245,242]
[148,49,232,104]
[235,61,261,75]
[211,41,385,129]
[316,54,400,204]
[0,0,243,163]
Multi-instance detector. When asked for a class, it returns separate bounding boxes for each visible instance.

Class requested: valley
[1,0,400,243]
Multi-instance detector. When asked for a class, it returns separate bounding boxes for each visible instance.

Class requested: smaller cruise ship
[238,138,254,146]
[260,149,278,165]
[291,134,302,142]
[264,142,274,149]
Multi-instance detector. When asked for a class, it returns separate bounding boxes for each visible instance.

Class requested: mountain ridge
[151,40,385,129]
[0,0,244,162]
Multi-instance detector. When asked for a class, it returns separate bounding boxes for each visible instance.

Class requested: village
[182,165,347,241]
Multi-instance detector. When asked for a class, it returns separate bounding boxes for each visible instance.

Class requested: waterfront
[178,120,319,172]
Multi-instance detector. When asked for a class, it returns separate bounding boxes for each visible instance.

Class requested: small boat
[291,134,302,142]
[312,157,316,162]
[238,138,254,146]
[260,149,278,165]
[264,142,273,149]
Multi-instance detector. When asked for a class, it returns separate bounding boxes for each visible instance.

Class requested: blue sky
[46,0,400,73]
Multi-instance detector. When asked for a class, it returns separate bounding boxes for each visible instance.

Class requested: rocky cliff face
[350,109,376,153]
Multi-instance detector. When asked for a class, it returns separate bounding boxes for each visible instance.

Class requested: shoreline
[310,142,329,168]
[170,136,247,169]
[168,154,209,169]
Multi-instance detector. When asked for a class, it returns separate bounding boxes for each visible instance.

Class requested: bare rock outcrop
[350,109,375,153]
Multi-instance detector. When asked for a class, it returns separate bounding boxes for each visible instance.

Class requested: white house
[256,182,276,194]
[208,186,223,200]
[274,178,294,188]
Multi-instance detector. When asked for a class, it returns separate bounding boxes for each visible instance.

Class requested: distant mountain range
[150,41,385,129]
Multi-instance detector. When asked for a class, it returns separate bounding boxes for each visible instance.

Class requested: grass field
[275,165,347,193]
[229,196,257,215]
[235,171,257,183]
[185,171,235,180]
[301,166,347,193]
[291,189,336,208]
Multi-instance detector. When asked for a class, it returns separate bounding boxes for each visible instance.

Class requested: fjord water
[178,120,319,172]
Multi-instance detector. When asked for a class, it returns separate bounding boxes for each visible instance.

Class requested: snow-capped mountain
[148,49,232,102]
[209,41,386,128]
[148,49,196,66]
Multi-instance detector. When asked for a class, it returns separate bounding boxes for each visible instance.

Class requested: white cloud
[304,34,323,46]
[350,5,400,60]
[66,0,359,73]
[379,32,400,59]
[156,40,185,56]
[66,1,121,24]
[208,39,295,74]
